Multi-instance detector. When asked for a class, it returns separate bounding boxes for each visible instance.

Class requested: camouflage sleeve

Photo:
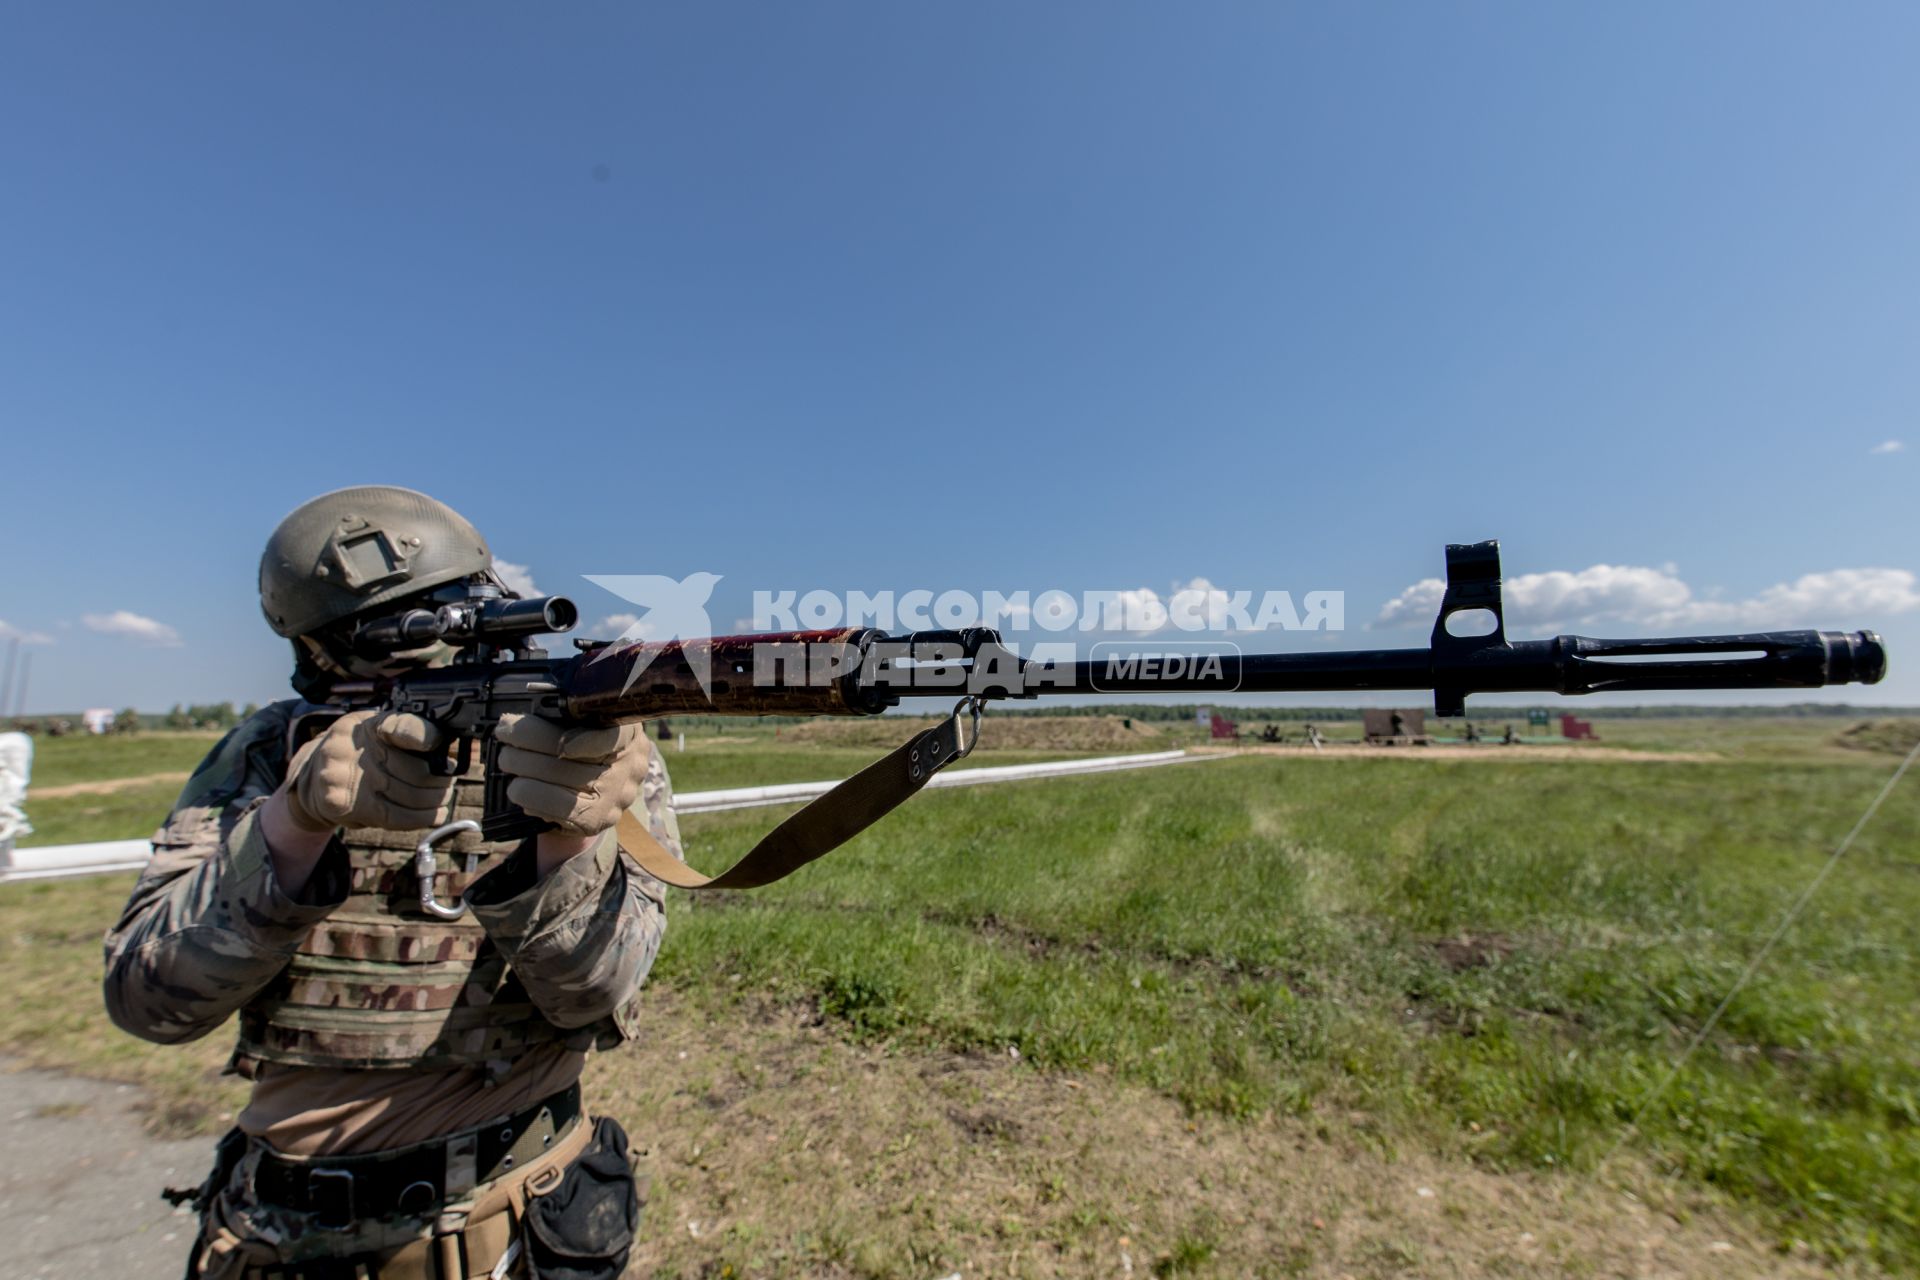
[466,739,681,1030]
[102,706,350,1045]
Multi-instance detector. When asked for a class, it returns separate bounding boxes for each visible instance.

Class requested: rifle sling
[616,713,971,891]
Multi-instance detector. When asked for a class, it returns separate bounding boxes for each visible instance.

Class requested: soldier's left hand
[494,714,650,836]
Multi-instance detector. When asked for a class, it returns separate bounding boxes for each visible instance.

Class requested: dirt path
[0,1059,209,1280]
[600,993,1853,1279]
[2,999,1862,1280]
[30,771,191,798]
[1203,744,1721,763]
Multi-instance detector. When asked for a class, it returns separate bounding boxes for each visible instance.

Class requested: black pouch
[174,1127,248,1280]
[166,1125,247,1214]
[525,1116,642,1280]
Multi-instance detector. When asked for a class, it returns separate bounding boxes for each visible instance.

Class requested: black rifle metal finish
[328,540,1889,841]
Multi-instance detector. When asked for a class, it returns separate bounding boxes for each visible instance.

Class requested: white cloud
[495,560,541,597]
[1377,563,1920,633]
[1689,568,1920,627]
[0,620,54,645]
[83,610,183,646]
[1380,564,1692,629]
[1107,586,1171,632]
[1375,578,1447,627]
[1167,578,1229,631]
[1869,440,1905,455]
[598,612,660,640]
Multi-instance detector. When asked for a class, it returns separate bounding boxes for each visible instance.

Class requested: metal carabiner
[415,819,482,919]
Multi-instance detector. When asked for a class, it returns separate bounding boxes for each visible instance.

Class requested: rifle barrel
[877,628,1887,704]
[556,627,1885,720]
[365,541,1890,730]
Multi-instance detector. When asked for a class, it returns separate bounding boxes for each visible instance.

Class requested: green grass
[652,752,1920,1268]
[15,781,186,847]
[23,731,222,789]
[5,724,1918,1267]
[10,732,1105,847]
[1578,714,1920,762]
[659,743,1102,793]
[0,872,248,1129]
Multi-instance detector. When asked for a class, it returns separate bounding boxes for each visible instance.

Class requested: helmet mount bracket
[323,518,417,594]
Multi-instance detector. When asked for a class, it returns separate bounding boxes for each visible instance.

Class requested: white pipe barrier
[1,838,153,882]
[1,749,1207,883]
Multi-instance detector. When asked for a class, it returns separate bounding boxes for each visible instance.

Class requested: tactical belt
[251,1083,581,1229]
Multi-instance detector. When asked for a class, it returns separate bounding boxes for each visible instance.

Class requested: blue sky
[3,3,1915,713]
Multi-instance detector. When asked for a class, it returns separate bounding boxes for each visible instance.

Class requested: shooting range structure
[1561,714,1598,741]
[1362,708,1429,746]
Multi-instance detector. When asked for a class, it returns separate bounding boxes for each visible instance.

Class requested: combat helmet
[260,486,493,639]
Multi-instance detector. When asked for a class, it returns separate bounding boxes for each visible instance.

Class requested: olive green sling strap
[617,702,981,891]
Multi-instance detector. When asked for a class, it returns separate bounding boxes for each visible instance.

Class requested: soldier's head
[259,486,507,697]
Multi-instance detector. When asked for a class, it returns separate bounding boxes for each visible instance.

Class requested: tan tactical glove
[281,710,456,834]
[494,714,651,836]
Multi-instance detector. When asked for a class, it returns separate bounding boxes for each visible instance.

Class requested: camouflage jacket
[102,700,680,1055]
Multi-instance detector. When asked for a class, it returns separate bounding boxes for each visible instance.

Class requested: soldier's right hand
[279,710,456,833]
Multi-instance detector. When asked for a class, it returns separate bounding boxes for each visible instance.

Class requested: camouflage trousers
[185,1115,605,1280]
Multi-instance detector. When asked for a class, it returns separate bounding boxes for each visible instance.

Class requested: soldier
[104,486,679,1279]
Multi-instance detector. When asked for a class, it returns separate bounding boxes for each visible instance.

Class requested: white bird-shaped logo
[583,572,724,696]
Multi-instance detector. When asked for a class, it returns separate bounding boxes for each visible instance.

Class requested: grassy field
[3,717,1917,1276]
[19,730,226,789]
[11,722,1151,848]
